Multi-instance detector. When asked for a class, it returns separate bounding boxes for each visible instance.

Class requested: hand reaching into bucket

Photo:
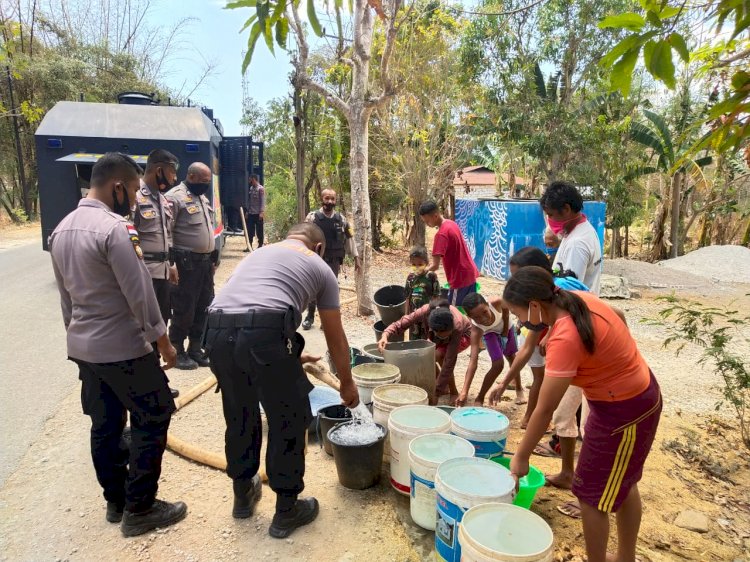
[339,378,360,408]
[509,454,528,493]
[377,335,389,353]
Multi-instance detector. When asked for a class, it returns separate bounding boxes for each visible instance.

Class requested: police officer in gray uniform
[166,162,216,370]
[49,153,187,536]
[134,149,180,397]
[205,222,359,539]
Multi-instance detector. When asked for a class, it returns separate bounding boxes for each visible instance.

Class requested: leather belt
[143,251,169,262]
[190,252,213,262]
[207,310,287,329]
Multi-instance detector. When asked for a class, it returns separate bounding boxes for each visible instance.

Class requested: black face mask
[186,181,210,196]
[112,184,131,217]
[156,170,176,191]
[323,202,335,212]
[522,304,548,332]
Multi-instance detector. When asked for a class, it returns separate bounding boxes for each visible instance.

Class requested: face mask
[411,265,426,275]
[522,303,548,332]
[323,202,335,212]
[186,181,210,196]
[156,169,176,191]
[548,218,566,235]
[112,184,132,217]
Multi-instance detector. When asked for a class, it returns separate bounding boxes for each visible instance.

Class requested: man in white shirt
[536,181,602,504]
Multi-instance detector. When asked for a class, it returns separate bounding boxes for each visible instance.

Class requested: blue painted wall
[454,199,606,280]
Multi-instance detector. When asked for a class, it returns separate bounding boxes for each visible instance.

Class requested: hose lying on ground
[166,361,339,480]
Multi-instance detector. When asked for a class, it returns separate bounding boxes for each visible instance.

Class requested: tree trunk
[624,225,629,257]
[649,176,669,261]
[293,78,306,222]
[669,172,683,258]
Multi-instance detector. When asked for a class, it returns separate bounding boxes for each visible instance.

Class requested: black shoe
[175,352,198,370]
[106,501,125,523]
[269,497,319,539]
[302,318,313,331]
[170,387,180,399]
[121,499,188,537]
[188,350,210,367]
[232,475,262,519]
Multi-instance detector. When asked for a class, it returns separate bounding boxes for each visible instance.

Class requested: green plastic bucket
[491,456,545,509]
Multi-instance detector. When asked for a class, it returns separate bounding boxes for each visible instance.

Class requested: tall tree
[232,0,403,315]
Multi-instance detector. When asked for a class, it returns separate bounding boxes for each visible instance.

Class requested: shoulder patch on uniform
[126,224,144,260]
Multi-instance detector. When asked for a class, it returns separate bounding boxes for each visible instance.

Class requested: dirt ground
[1,231,749,562]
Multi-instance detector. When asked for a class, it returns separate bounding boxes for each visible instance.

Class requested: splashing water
[348,403,374,423]
[331,421,384,446]
[331,403,382,446]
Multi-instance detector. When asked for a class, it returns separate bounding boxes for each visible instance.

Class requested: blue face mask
[521,303,548,332]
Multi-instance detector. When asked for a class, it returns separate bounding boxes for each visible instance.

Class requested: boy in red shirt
[419,201,479,307]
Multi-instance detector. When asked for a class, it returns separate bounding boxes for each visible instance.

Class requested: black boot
[106,501,125,523]
[269,497,319,539]
[175,352,198,370]
[121,499,188,537]
[302,303,315,330]
[232,475,263,519]
[187,342,210,367]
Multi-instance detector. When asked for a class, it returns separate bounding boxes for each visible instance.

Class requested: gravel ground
[659,245,750,285]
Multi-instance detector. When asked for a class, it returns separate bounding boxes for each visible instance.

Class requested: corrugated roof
[453,166,528,187]
[35,101,216,141]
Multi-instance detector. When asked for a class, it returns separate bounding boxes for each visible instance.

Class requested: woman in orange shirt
[501,266,661,562]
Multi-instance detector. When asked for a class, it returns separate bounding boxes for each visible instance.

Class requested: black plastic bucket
[373,285,407,326]
[318,405,352,456]
[328,421,387,489]
[374,320,405,343]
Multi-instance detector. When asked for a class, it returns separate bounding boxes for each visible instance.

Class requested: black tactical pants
[170,255,214,349]
[245,213,264,247]
[306,256,342,320]
[205,315,313,508]
[152,278,172,324]
[72,353,175,512]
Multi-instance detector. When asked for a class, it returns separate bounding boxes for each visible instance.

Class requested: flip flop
[556,501,581,519]
[533,442,560,458]
[514,396,528,405]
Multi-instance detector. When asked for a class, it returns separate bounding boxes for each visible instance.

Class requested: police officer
[302,189,360,330]
[166,162,216,370]
[205,222,359,539]
[49,152,187,536]
[134,149,180,397]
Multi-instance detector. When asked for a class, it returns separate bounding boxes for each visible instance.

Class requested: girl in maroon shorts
[503,266,661,562]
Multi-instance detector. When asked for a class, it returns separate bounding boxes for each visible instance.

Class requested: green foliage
[654,295,750,450]
[264,173,298,240]
[598,1,750,153]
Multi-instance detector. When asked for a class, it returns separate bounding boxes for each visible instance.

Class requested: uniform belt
[207,310,287,329]
[143,251,169,262]
[190,252,213,261]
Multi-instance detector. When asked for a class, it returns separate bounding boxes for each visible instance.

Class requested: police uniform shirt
[305,208,359,258]
[49,198,166,363]
[133,180,173,279]
[166,182,215,254]
[209,239,340,325]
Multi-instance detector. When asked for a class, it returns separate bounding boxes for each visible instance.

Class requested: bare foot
[545,472,574,490]
[520,417,529,429]
[474,397,485,407]
[514,391,527,405]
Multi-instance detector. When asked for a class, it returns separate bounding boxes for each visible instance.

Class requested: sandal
[533,442,560,458]
[556,501,581,519]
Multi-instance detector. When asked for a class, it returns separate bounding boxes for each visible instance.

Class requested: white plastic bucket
[351,363,401,405]
[372,384,429,462]
[387,406,451,495]
[434,457,516,562]
[408,434,475,530]
[450,407,509,460]
[458,503,554,562]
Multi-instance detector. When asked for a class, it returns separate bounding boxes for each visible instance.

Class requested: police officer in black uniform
[302,189,360,330]
[205,222,359,539]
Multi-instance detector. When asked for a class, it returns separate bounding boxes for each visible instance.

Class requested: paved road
[0,240,77,486]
